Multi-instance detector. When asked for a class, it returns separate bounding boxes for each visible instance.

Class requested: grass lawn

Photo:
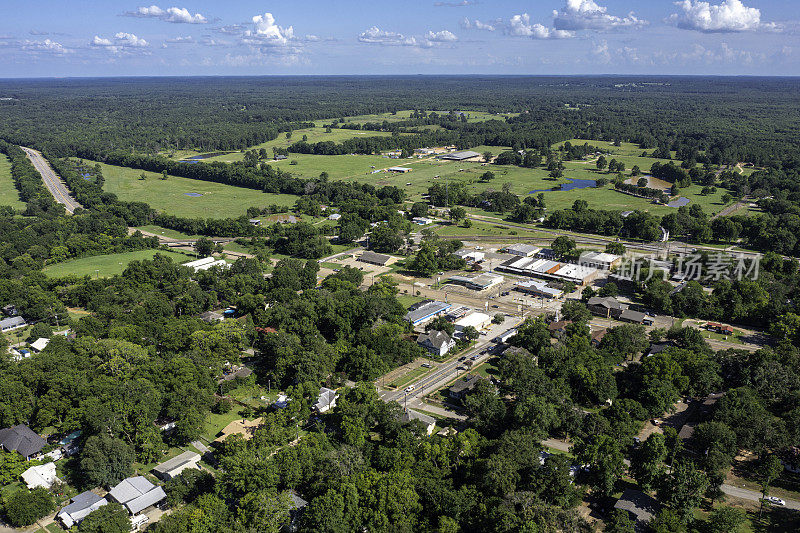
[396,294,425,308]
[0,154,25,210]
[133,225,200,239]
[201,410,251,443]
[43,249,193,278]
[91,160,299,218]
[389,365,435,389]
[226,383,279,409]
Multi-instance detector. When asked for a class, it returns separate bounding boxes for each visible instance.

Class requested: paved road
[21,146,82,214]
[721,484,800,510]
[381,319,521,410]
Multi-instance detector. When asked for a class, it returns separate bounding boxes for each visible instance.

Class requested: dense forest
[1,76,799,164]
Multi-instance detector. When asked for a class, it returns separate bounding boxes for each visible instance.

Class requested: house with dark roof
[417,330,455,357]
[614,489,661,529]
[586,296,627,319]
[619,309,654,325]
[448,375,483,401]
[358,251,392,266]
[547,320,572,336]
[590,328,607,347]
[0,424,47,460]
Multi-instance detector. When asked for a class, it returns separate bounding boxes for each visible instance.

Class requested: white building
[454,312,492,333]
[183,256,229,273]
[29,338,50,353]
[108,476,167,516]
[21,462,59,489]
[579,251,622,270]
[417,331,456,357]
[454,249,485,262]
[412,217,434,225]
[0,316,26,333]
[315,387,339,413]
[447,273,504,291]
[498,256,600,286]
[328,213,341,221]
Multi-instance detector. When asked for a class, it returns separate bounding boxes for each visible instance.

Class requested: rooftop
[404,301,451,324]
[153,451,201,475]
[0,424,47,458]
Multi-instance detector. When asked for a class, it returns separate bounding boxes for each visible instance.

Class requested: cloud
[305,34,321,42]
[508,14,574,39]
[243,12,294,46]
[126,5,207,24]
[434,1,475,6]
[21,39,69,54]
[425,30,458,42]
[553,0,647,31]
[164,36,193,43]
[590,39,611,63]
[667,0,777,33]
[91,32,149,54]
[460,18,497,31]
[358,26,419,46]
[213,24,246,36]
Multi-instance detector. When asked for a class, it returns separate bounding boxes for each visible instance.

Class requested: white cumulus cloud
[425,30,458,42]
[508,14,574,39]
[22,39,69,54]
[460,18,497,31]
[668,0,777,33]
[127,5,207,24]
[244,12,294,46]
[553,0,647,31]
[358,27,419,46]
[91,32,149,54]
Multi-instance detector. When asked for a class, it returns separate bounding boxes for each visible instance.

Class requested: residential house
[29,337,50,353]
[108,476,167,515]
[58,491,107,529]
[448,375,482,401]
[417,330,455,357]
[547,320,572,336]
[328,213,341,221]
[619,309,654,325]
[0,424,47,459]
[315,387,339,413]
[0,316,26,333]
[1,304,18,316]
[152,451,201,480]
[614,489,661,529]
[21,462,59,489]
[412,216,434,225]
[398,408,436,435]
[590,329,607,347]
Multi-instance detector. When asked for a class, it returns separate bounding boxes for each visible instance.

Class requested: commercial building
[358,250,392,266]
[579,251,622,270]
[108,476,167,515]
[404,301,451,326]
[493,328,517,344]
[514,280,564,300]
[619,309,654,325]
[504,243,540,257]
[454,312,492,333]
[58,492,108,529]
[417,330,456,357]
[454,249,485,262]
[498,257,600,286]
[438,150,482,161]
[586,296,627,319]
[447,272,504,291]
[153,451,202,480]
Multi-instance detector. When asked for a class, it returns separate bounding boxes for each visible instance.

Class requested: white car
[766,496,786,506]
[404,386,415,393]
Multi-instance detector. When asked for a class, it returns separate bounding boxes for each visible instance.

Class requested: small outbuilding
[152,450,202,480]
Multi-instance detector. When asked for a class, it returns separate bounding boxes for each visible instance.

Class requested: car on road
[404,386,415,393]
[501,291,510,296]
[491,305,499,308]
[470,354,479,360]
[458,356,467,361]
[766,496,786,506]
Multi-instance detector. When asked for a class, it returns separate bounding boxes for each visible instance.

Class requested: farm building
[438,150,482,161]
[387,166,412,173]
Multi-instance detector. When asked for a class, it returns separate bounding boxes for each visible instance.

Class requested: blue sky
[0,1,798,77]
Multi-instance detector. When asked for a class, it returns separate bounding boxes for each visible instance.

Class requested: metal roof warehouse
[404,301,451,325]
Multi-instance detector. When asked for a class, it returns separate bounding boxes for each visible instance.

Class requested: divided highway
[21,146,82,214]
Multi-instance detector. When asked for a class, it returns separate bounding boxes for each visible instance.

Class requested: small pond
[529,178,596,194]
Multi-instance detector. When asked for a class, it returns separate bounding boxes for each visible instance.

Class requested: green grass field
[43,249,193,278]
[93,160,298,218]
[0,154,25,210]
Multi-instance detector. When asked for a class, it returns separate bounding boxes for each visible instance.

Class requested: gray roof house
[587,296,627,319]
[152,450,201,480]
[417,330,455,357]
[58,491,108,529]
[0,316,26,332]
[614,488,661,529]
[314,387,339,413]
[449,375,483,401]
[108,475,166,515]
[399,408,437,435]
[0,424,47,459]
